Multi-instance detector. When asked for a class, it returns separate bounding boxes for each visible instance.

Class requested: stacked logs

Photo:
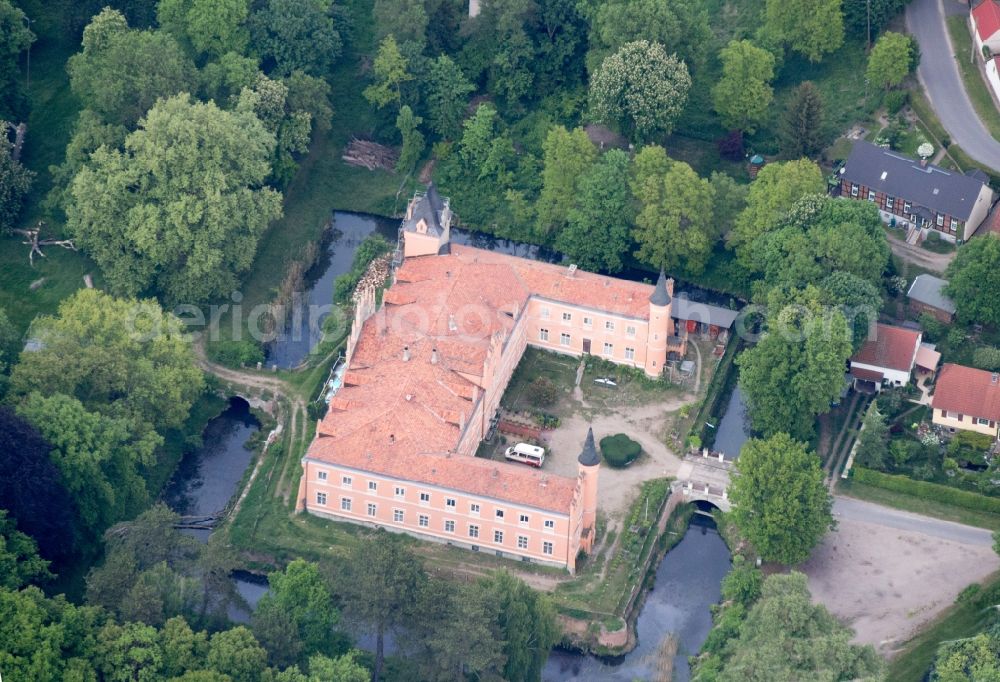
[342,139,399,170]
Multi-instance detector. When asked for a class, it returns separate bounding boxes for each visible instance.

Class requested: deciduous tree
[589,40,691,142]
[395,105,425,174]
[855,403,890,470]
[933,628,1000,681]
[763,0,844,63]
[554,149,634,272]
[373,0,428,51]
[584,0,711,72]
[65,94,282,304]
[0,509,51,588]
[946,233,1000,326]
[206,627,268,682]
[779,81,825,159]
[248,0,341,76]
[364,36,413,110]
[0,0,34,121]
[536,125,597,239]
[476,571,559,682]
[158,0,250,57]
[866,31,913,91]
[255,560,339,662]
[422,55,474,139]
[712,40,775,134]
[0,122,32,234]
[729,435,834,564]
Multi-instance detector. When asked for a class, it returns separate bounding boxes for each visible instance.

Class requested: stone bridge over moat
[672,450,735,512]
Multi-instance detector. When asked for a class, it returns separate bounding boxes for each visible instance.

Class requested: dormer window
[416,219,427,234]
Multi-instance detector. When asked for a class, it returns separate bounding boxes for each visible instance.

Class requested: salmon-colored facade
[297,188,683,572]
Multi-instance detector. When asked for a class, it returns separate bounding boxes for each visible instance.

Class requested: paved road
[907,0,1000,170]
[834,496,994,546]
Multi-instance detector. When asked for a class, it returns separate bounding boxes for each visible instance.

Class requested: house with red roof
[972,0,1000,55]
[932,363,1000,439]
[849,323,931,392]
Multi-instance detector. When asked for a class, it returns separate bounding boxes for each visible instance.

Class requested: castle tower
[646,268,673,378]
[578,427,600,553]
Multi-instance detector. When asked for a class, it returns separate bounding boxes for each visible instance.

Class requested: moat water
[712,385,750,460]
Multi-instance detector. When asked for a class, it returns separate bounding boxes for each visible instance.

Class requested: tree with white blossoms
[589,40,691,143]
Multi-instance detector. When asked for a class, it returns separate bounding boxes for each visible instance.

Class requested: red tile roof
[851,323,921,373]
[850,367,884,382]
[974,0,1000,41]
[933,363,1000,422]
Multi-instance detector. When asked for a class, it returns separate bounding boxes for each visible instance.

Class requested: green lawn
[887,572,1000,682]
[946,15,1000,143]
[837,480,1000,530]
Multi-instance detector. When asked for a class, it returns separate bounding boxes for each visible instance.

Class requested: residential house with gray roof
[838,140,995,242]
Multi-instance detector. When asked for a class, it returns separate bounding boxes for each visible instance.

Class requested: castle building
[296,187,689,572]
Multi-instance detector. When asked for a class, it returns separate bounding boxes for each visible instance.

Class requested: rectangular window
[560,333,571,347]
[470,503,480,515]
[519,513,529,524]
[367,503,377,517]
[542,541,554,555]
[562,312,572,322]
[851,183,859,197]
[446,498,456,508]
[517,536,528,549]
[368,481,377,491]
[340,497,352,511]
[867,189,876,201]
[317,470,327,481]
[341,475,352,487]
[494,530,504,544]
[544,519,555,530]
[539,328,549,342]
[444,519,455,533]
[977,417,991,426]
[540,306,550,319]
[605,320,615,331]
[469,524,479,539]
[904,201,912,213]
[624,347,635,361]
[937,214,945,227]
[394,486,405,498]
[603,342,613,356]
[419,515,429,528]
[495,509,505,519]
[393,509,404,523]
[419,492,430,504]
[886,196,894,210]
[583,316,593,327]
[626,325,636,338]
[951,219,959,232]
[316,492,327,506]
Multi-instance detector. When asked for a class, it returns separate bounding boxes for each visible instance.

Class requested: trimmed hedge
[600,434,642,468]
[853,467,1000,514]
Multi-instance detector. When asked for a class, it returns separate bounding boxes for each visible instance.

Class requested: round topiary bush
[600,434,642,468]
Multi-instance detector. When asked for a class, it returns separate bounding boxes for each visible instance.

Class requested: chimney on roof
[921,158,928,168]
[389,433,395,443]
[448,315,457,332]
[402,345,410,362]
[431,347,439,365]
[993,373,998,385]
[567,264,577,277]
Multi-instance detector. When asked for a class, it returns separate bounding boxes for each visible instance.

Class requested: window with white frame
[603,342,613,356]
[341,475,352,487]
[886,196,894,210]
[444,519,455,533]
[936,214,944,227]
[517,536,528,549]
[605,320,615,331]
[316,492,327,505]
[951,219,959,232]
[367,503,377,517]
[904,201,911,213]
[560,333,570,346]
[977,417,991,426]
[624,347,635,361]
[317,470,327,481]
[494,530,504,544]
[470,503,480,515]
[341,497,352,511]
[583,316,593,327]
[867,189,876,201]
[368,481,377,491]
[418,514,429,527]
[542,541,553,555]
[469,524,479,538]
[851,184,859,197]
[562,311,572,323]
[393,509,404,523]
[419,492,430,504]
[519,513,529,524]
[446,497,456,508]
[394,486,405,498]
[626,325,636,338]
[543,519,554,530]
[540,306,550,318]
[539,328,549,342]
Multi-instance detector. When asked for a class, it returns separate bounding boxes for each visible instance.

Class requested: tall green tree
[335,531,426,682]
[364,36,413,110]
[729,435,834,565]
[589,40,691,142]
[855,402,890,470]
[633,156,716,274]
[738,293,853,441]
[395,105,425,174]
[68,8,196,126]
[422,55,474,139]
[0,0,34,121]
[254,560,339,663]
[933,627,1000,681]
[373,0,428,51]
[0,509,52,589]
[763,0,844,63]
[10,289,204,432]
[710,171,749,240]
[206,627,268,682]
[946,234,1000,326]
[554,149,634,273]
[716,573,882,680]
[584,0,711,72]
[477,571,559,682]
[65,94,282,304]
[417,582,506,682]
[0,120,32,234]
[158,0,250,57]
[45,109,127,218]
[712,40,775,134]
[248,0,341,76]
[729,159,825,263]
[536,125,597,239]
[779,81,825,159]
[843,0,909,45]
[866,31,913,91]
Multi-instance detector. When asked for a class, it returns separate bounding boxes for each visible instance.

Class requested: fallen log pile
[342,139,399,171]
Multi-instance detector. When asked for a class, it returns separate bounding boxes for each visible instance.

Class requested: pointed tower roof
[578,427,600,467]
[649,268,670,306]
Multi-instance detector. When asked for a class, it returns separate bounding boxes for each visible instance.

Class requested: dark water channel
[711,385,751,460]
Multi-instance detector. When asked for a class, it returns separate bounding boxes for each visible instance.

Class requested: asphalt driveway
[907,0,1000,170]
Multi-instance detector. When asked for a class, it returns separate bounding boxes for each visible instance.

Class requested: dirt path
[824,393,864,489]
[887,232,954,273]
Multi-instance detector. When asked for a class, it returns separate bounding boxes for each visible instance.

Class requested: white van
[504,443,545,468]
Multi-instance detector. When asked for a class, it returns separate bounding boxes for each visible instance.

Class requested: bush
[528,377,559,407]
[600,433,642,468]
[885,90,908,115]
[852,467,1000,513]
[333,234,392,304]
[973,346,1000,371]
[211,339,265,367]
